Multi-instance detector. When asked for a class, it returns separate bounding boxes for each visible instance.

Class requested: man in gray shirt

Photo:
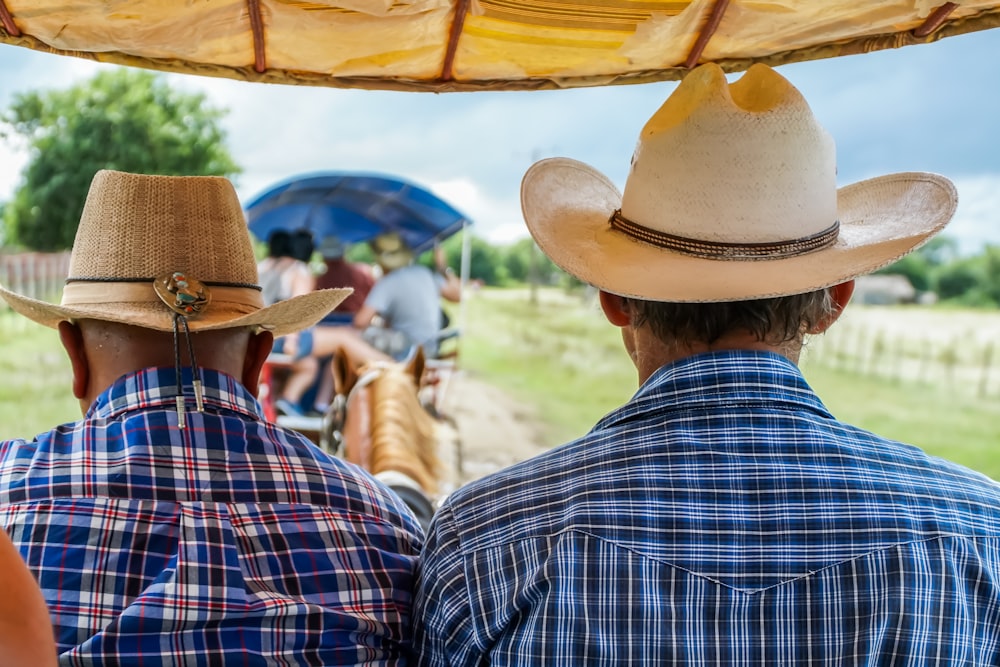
[354,233,461,358]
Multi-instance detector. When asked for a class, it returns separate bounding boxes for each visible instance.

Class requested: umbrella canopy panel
[245,173,470,255]
[0,1,998,92]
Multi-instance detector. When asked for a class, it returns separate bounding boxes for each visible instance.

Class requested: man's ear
[242,329,274,396]
[598,290,631,327]
[808,280,855,334]
[57,321,89,400]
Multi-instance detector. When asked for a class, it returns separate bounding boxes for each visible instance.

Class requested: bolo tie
[153,271,210,429]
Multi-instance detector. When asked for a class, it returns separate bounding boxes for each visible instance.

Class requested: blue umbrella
[245,172,470,255]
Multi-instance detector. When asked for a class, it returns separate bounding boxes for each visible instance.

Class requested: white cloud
[428,178,526,244]
[0,139,27,201]
[948,174,1000,254]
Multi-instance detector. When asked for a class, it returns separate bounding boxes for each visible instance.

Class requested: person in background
[412,63,1000,664]
[308,236,381,411]
[354,233,461,360]
[0,170,422,664]
[258,229,315,308]
[257,228,319,416]
[0,530,57,666]
[315,236,375,319]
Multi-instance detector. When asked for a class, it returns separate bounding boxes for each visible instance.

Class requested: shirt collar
[86,366,264,422]
[595,350,834,431]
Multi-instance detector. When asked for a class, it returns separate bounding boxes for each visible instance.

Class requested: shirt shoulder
[0,412,423,544]
[434,362,1000,576]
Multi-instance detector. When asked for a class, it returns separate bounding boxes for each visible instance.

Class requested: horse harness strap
[347,367,386,410]
[329,366,386,458]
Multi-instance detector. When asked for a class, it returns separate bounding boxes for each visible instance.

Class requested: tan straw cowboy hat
[521,63,958,302]
[371,232,415,272]
[0,169,350,337]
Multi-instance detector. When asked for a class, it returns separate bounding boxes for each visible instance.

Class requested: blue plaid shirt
[413,351,1000,666]
[0,366,423,666]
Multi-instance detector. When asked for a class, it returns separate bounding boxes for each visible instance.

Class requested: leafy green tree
[501,237,561,286]
[982,245,1000,306]
[936,255,989,305]
[876,236,959,292]
[422,233,505,285]
[431,234,464,274]
[2,69,240,250]
[503,239,529,282]
[439,234,504,285]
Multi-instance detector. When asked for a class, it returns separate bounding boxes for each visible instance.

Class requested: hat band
[62,280,265,309]
[609,210,840,261]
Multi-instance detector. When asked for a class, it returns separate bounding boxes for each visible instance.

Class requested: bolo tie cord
[171,313,206,429]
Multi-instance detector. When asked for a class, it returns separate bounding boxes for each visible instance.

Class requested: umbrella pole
[458,221,472,355]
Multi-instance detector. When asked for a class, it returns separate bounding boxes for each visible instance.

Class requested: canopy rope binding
[685,0,730,68]
[914,3,959,37]
[247,0,267,73]
[0,1,20,37]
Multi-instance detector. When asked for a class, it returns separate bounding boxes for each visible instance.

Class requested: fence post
[853,326,868,375]
[980,341,994,399]
[868,329,886,379]
[890,335,903,384]
[916,339,931,385]
[940,339,959,388]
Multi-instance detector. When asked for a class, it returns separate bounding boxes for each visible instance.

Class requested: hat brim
[521,158,958,302]
[0,286,351,338]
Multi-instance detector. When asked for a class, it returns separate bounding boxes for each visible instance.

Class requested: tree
[2,69,240,251]
[501,237,562,286]
[426,233,503,285]
[936,255,989,305]
[875,235,959,293]
[982,245,1000,306]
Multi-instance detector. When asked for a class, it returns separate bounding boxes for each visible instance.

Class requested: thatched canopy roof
[1,1,999,92]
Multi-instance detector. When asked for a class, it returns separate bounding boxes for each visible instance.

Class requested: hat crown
[622,63,838,245]
[68,170,259,285]
[371,232,413,270]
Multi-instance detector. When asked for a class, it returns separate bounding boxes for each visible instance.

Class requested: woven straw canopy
[1,1,998,92]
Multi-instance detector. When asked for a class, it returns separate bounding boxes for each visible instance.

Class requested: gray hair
[622,289,835,347]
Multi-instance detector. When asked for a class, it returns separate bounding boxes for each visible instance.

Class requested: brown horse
[330,346,444,528]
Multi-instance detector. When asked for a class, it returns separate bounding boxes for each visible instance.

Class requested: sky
[1,28,998,252]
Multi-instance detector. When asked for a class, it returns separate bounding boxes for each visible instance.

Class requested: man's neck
[632,328,802,385]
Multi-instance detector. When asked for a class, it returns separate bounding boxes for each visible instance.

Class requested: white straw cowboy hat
[521,63,958,302]
[0,170,350,337]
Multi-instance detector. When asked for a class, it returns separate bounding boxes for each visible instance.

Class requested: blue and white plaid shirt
[413,351,1000,666]
[0,366,423,666]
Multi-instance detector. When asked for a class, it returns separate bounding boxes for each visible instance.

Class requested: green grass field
[455,288,1000,480]
[0,313,78,438]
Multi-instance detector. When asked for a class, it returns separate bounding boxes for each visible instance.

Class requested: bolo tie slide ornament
[153,272,210,428]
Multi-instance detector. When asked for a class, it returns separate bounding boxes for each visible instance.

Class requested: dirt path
[432,370,551,492]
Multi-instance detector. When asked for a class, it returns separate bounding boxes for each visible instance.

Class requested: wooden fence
[802,319,1000,400]
[0,252,71,331]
